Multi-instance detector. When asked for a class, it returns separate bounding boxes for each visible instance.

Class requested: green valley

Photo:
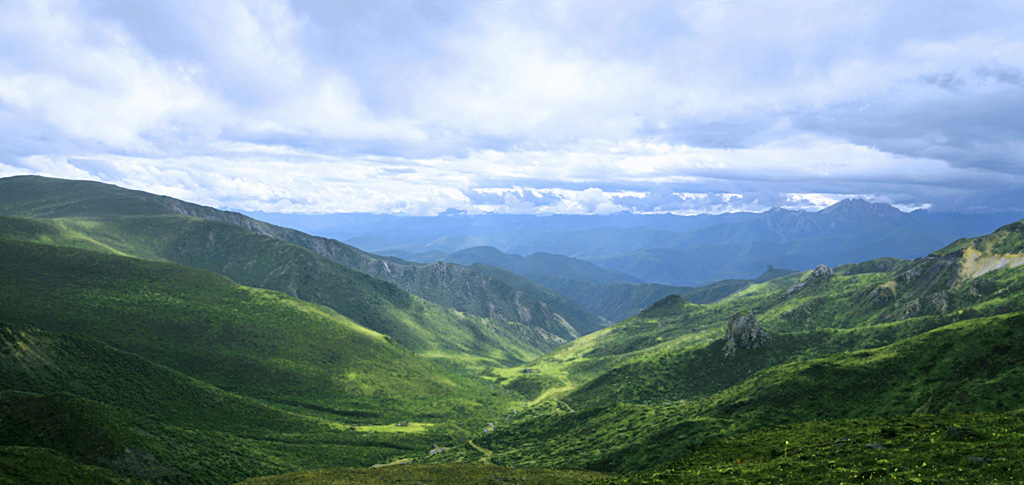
[0,237,528,482]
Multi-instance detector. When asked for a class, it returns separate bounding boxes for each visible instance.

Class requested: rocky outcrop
[811,264,834,278]
[785,264,833,296]
[722,310,770,357]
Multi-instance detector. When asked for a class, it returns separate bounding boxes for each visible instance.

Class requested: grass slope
[240,463,612,485]
[0,238,519,423]
[0,445,130,485]
[431,311,1024,473]
[0,175,603,340]
[245,410,1024,484]
[412,221,1024,473]
[497,219,1024,412]
[0,328,465,483]
[0,214,550,369]
[617,411,1024,483]
[532,267,792,324]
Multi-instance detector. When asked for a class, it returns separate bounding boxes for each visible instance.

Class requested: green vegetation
[0,329,467,483]
[413,224,1024,475]
[0,175,604,343]
[0,238,528,482]
[618,411,1024,483]
[421,312,1024,474]
[534,268,794,324]
[239,463,612,484]
[0,446,130,485]
[0,215,549,370]
[0,238,520,422]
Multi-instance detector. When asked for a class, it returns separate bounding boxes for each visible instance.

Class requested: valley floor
[234,411,1024,484]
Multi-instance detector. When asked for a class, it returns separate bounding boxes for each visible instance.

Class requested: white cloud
[0,1,209,151]
[2,0,1024,214]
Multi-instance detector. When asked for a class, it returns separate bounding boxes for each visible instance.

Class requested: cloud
[0,1,209,151]
[2,0,1024,215]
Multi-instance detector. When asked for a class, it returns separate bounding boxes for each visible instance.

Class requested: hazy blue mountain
[247,200,1024,287]
[247,210,759,255]
[376,245,794,323]
[589,199,1024,285]
[532,268,794,323]
[382,246,641,285]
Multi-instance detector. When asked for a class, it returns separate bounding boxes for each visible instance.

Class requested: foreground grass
[236,410,1024,484]
[619,411,1024,483]
[422,311,1024,474]
[0,447,129,485]
[239,463,612,485]
[0,238,523,482]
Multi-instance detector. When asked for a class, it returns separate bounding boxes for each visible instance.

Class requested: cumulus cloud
[2,0,1023,214]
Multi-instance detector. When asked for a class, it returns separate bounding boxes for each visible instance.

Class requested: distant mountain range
[382,244,794,323]
[250,200,1024,286]
[392,245,642,285]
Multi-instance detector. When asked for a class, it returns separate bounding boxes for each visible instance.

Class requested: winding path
[467,439,493,464]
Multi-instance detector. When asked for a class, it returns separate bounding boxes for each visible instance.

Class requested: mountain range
[382,244,795,323]
[250,199,1024,286]
[1,175,1022,483]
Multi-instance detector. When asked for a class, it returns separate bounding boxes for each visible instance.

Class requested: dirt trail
[556,399,576,413]
[468,439,493,463]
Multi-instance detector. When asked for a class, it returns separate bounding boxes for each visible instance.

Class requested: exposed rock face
[785,264,833,296]
[722,310,770,357]
[811,264,834,278]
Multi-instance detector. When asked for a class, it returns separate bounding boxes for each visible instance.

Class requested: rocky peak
[818,198,904,217]
[722,310,770,357]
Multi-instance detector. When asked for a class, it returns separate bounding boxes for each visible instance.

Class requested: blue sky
[2,0,1023,215]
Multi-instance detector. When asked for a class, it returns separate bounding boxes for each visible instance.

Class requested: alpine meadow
[3,2,1024,484]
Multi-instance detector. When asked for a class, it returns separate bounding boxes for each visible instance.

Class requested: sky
[1,0,1023,216]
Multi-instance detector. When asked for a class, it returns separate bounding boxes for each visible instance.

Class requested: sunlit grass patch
[350,422,435,434]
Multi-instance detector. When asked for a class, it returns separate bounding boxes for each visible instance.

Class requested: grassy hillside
[407,221,1024,474]
[501,222,1024,410]
[0,236,551,481]
[0,238,523,423]
[532,267,793,324]
[0,325,474,483]
[425,311,1024,473]
[0,215,551,369]
[0,175,604,340]
[616,411,1024,483]
[240,463,612,484]
[5,174,1024,483]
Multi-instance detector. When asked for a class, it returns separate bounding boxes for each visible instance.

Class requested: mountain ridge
[0,214,554,368]
[0,175,604,340]
[242,195,1024,286]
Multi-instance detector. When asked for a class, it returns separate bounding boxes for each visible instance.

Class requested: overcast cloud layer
[2,0,1023,215]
